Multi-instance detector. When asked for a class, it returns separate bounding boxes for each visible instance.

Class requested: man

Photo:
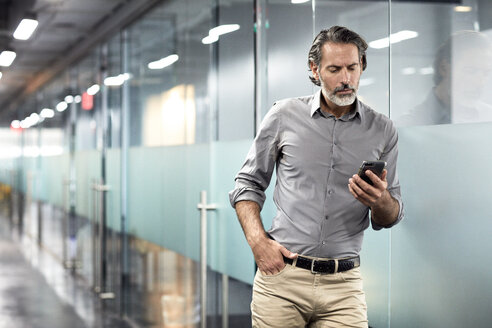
[229,26,404,328]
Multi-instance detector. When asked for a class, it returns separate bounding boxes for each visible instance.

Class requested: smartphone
[357,161,387,186]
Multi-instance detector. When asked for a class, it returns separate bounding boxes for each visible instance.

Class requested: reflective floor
[0,189,252,328]
[0,216,133,328]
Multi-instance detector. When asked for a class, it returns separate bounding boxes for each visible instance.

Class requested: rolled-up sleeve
[371,121,405,230]
[229,106,280,210]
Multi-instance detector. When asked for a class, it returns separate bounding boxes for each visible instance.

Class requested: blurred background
[0,0,491,327]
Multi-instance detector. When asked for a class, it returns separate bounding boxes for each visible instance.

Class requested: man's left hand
[348,169,389,208]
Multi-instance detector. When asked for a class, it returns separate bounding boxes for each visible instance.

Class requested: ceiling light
[11,120,21,129]
[419,67,434,75]
[0,72,2,80]
[209,24,240,37]
[65,95,74,103]
[291,0,310,3]
[202,34,219,44]
[148,55,179,70]
[202,24,240,44]
[359,78,375,87]
[74,95,82,103]
[104,73,131,86]
[455,6,472,13]
[40,108,55,118]
[369,30,418,49]
[13,18,39,40]
[402,67,416,75]
[56,101,68,112]
[87,84,100,95]
[29,113,40,124]
[0,51,17,67]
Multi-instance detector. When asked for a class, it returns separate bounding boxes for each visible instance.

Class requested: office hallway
[0,217,132,328]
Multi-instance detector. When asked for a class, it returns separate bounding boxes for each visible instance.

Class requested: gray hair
[308,26,368,86]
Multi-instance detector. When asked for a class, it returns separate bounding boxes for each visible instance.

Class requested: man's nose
[341,69,351,84]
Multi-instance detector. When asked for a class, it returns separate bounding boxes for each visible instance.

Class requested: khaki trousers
[251,261,368,328]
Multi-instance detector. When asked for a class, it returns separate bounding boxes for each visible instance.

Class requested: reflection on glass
[397,30,492,126]
[143,85,196,146]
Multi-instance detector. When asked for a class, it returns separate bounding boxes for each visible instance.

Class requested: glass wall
[1,0,491,327]
[391,1,492,327]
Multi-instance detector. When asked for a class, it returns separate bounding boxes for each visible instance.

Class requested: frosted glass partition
[210,140,260,284]
[37,154,69,207]
[393,122,492,327]
[127,144,209,263]
[74,150,102,218]
[125,140,275,285]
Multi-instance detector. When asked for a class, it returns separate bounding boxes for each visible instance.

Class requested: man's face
[451,48,492,105]
[311,42,362,107]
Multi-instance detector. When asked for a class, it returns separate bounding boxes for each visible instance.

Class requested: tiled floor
[0,217,133,328]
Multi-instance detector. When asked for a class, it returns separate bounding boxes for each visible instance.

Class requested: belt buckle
[310,259,319,274]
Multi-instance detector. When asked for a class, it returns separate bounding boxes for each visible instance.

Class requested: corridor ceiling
[0,0,160,124]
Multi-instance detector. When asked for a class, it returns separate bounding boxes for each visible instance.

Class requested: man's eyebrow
[326,62,359,69]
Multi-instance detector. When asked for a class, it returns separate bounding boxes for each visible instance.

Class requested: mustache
[334,84,356,93]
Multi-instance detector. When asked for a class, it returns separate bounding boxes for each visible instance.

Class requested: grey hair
[308,26,368,86]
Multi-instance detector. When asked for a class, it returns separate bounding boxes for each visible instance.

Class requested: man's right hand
[251,237,297,275]
[234,200,297,275]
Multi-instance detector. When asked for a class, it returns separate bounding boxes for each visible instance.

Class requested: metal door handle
[197,191,217,328]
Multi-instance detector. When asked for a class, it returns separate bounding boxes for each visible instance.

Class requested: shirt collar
[311,89,362,121]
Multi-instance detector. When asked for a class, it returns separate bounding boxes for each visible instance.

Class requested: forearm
[371,190,400,227]
[235,200,268,248]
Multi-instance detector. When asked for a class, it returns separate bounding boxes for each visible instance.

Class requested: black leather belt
[284,255,360,274]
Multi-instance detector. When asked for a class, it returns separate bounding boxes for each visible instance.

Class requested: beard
[321,81,358,107]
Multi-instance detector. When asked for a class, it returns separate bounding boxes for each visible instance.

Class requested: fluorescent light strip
[369,30,418,49]
[455,6,472,13]
[0,72,2,80]
[202,34,219,44]
[104,73,131,86]
[40,108,55,118]
[148,55,179,70]
[202,24,240,44]
[0,51,17,67]
[11,120,21,129]
[87,84,100,95]
[292,0,310,3]
[209,24,240,37]
[13,18,39,40]
[402,67,416,75]
[56,101,68,112]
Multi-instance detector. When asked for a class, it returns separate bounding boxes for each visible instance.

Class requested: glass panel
[104,33,124,307]
[391,0,492,327]
[125,1,213,325]
[265,0,314,110]
[73,49,103,288]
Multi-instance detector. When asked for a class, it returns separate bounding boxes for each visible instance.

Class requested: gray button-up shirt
[229,90,404,258]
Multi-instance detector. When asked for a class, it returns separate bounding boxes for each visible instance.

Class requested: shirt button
[328,189,333,195]
[322,241,326,245]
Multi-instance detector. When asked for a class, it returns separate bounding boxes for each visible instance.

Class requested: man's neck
[320,92,355,118]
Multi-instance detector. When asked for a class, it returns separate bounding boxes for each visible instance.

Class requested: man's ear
[310,62,319,80]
